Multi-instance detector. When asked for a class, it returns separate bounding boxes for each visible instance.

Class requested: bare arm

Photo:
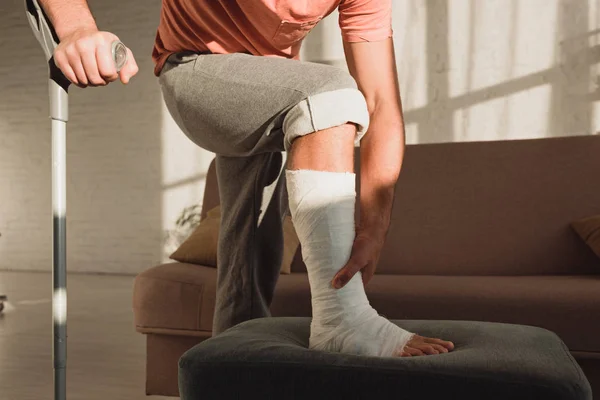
[37,0,97,40]
[344,38,405,239]
[331,37,404,289]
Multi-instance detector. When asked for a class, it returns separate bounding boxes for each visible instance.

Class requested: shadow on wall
[0,0,164,274]
[408,0,599,143]
[549,0,596,138]
[303,0,600,144]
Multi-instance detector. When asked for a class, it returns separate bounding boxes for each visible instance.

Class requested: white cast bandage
[286,169,415,357]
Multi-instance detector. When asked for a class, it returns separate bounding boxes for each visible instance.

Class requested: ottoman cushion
[178,317,592,400]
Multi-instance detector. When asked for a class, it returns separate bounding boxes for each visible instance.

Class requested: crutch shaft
[51,116,67,398]
[24,2,128,398]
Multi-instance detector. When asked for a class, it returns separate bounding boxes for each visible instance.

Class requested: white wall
[304,1,600,143]
[1,0,599,274]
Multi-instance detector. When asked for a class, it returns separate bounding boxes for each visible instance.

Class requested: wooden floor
[0,271,173,400]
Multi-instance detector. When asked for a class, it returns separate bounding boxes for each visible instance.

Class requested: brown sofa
[133,134,600,397]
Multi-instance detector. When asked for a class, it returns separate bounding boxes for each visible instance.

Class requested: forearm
[38,0,97,40]
[358,103,406,238]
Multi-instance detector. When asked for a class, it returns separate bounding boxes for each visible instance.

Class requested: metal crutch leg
[24,1,126,398]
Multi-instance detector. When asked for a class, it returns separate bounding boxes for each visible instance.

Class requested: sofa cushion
[170,206,221,267]
[270,273,600,353]
[179,317,592,400]
[133,263,600,353]
[170,205,299,274]
[571,214,600,261]
[133,263,217,333]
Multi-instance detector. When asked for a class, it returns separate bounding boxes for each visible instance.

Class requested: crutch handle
[25,0,127,86]
[25,0,127,122]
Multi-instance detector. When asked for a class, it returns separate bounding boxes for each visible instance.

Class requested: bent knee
[282,86,370,152]
[316,67,359,93]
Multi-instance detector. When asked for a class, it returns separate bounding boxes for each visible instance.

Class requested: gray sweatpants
[158,51,370,335]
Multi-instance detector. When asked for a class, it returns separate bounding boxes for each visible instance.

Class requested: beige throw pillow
[170,205,299,274]
[571,214,600,259]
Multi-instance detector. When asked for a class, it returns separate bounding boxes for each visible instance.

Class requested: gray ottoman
[178,317,592,400]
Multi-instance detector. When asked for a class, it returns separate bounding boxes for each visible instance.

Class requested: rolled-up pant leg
[158,51,370,335]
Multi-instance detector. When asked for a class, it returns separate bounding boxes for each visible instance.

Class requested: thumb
[119,47,139,84]
[332,258,364,289]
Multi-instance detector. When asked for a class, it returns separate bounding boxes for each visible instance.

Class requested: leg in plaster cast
[286,123,455,357]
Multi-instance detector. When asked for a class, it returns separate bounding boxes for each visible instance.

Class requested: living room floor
[0,271,173,400]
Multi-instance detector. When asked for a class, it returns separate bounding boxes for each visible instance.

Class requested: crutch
[24,1,127,399]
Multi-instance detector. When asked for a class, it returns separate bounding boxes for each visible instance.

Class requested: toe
[430,344,448,353]
[395,347,411,357]
[440,340,454,350]
[424,337,454,350]
[405,346,425,357]
[420,345,439,355]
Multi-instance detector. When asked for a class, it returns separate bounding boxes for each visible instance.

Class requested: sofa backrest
[203,135,600,276]
[376,135,600,276]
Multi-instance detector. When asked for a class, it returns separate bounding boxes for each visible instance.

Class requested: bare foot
[310,309,455,358]
[397,334,455,357]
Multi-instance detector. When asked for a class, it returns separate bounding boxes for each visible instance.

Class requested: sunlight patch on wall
[454,84,552,141]
[448,0,558,98]
[592,102,600,134]
[393,1,429,112]
[590,1,600,133]
[404,122,420,145]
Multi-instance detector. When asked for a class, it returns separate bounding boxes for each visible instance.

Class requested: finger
[119,47,139,84]
[54,51,79,86]
[332,259,364,289]
[66,47,88,87]
[96,41,119,83]
[80,46,106,86]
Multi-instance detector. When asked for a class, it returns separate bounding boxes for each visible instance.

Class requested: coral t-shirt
[152,0,393,77]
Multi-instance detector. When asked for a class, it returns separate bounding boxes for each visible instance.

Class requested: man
[41,0,454,357]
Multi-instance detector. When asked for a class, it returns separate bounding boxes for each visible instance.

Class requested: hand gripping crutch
[24,1,127,399]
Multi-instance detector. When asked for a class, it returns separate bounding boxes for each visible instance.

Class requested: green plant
[163,204,204,259]
[174,204,202,230]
